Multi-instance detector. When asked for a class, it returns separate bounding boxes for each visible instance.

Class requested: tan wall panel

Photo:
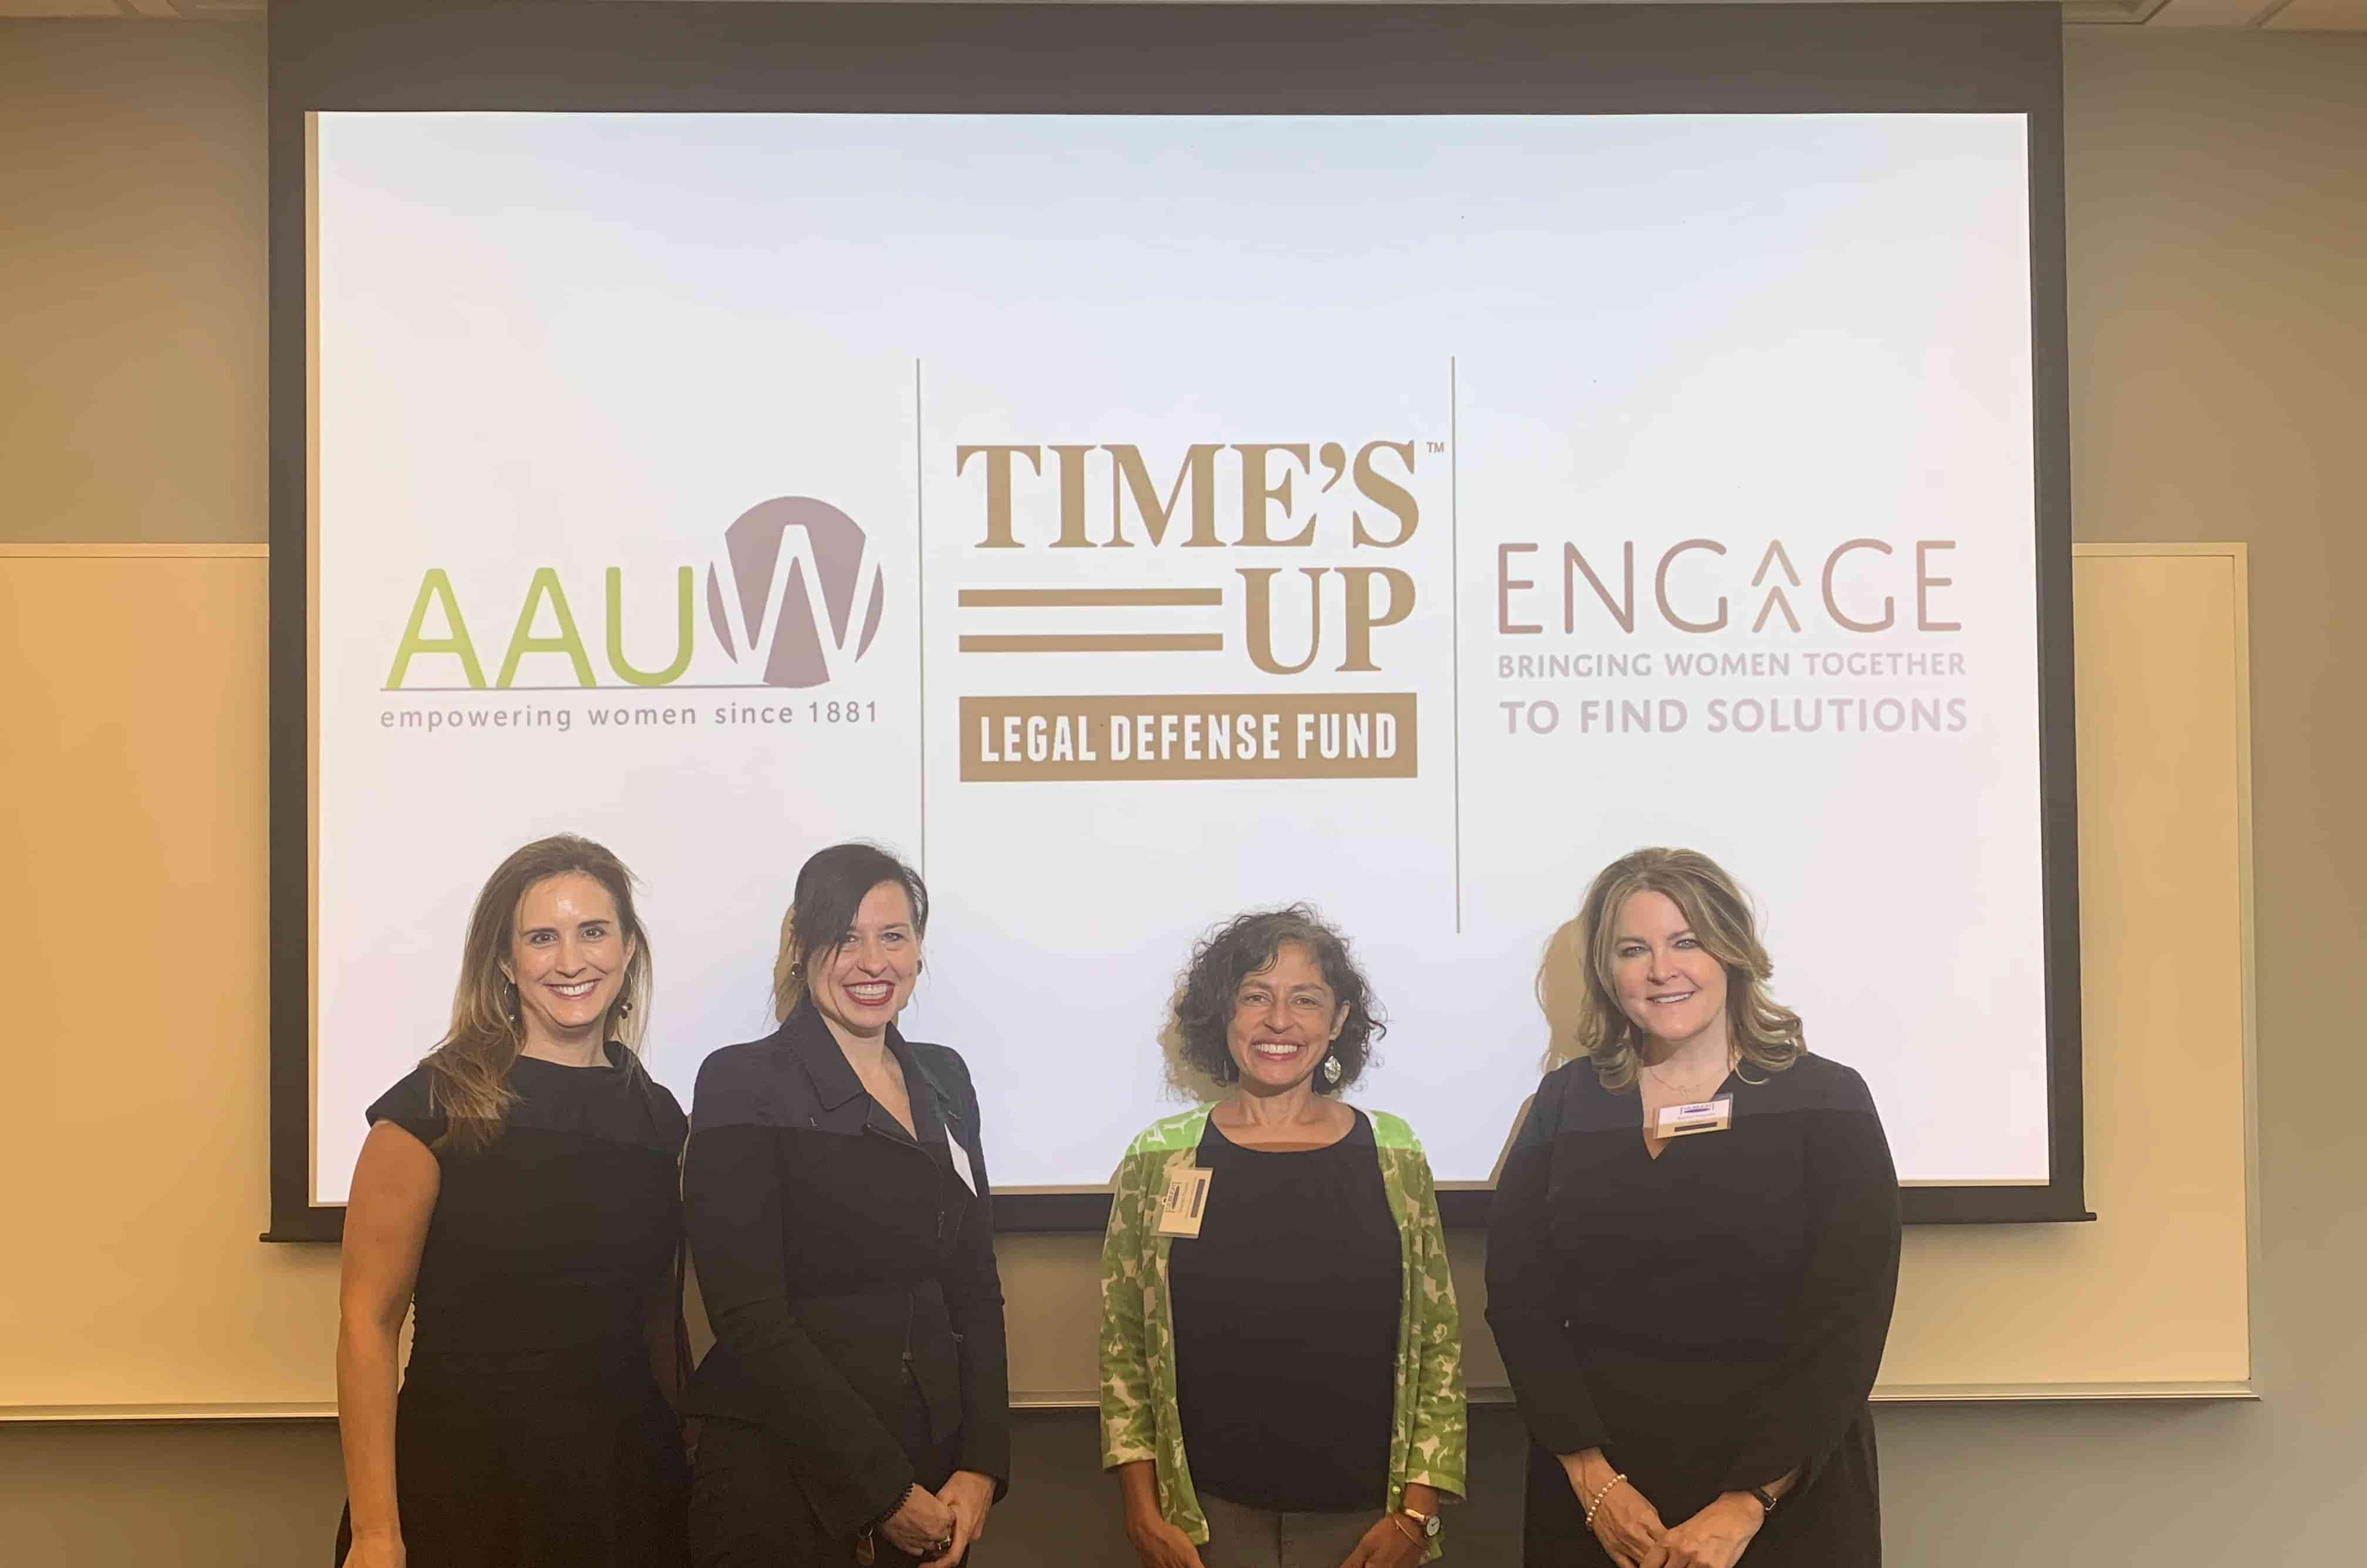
[1880,548,2253,1394]
[0,550,342,1416]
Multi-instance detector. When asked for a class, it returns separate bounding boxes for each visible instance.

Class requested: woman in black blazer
[683,843,1009,1567]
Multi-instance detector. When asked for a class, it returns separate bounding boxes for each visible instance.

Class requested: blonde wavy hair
[424,835,653,1152]
[1536,847,1802,1089]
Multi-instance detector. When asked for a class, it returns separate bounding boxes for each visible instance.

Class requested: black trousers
[689,1417,966,1568]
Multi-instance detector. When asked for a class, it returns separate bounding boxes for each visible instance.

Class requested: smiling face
[1225,942,1351,1095]
[504,872,633,1049]
[808,880,920,1042]
[1608,888,1731,1054]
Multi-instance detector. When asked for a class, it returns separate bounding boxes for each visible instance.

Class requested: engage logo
[382,496,885,692]
[707,497,885,690]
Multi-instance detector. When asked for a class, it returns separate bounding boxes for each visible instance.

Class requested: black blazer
[682,1004,1010,1537]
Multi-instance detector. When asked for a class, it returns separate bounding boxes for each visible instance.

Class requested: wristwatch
[1748,1483,1781,1515]
[1400,1506,1442,1540]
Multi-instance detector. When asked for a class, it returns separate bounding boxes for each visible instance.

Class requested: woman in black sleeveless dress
[335,835,690,1568]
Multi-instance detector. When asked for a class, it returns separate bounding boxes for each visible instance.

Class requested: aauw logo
[382,497,885,691]
[707,497,885,689]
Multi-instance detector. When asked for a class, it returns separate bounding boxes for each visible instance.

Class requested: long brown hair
[424,834,654,1152]
[1536,847,1802,1089]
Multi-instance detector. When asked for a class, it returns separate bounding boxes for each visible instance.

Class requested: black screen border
[266,1,2085,1240]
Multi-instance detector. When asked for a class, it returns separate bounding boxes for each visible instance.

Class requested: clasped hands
[1565,1455,1763,1568]
[878,1469,996,1568]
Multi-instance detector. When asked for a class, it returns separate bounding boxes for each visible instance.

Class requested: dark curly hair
[1171,905,1385,1094]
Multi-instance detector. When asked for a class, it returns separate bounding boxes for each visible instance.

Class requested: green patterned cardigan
[1098,1104,1468,1559]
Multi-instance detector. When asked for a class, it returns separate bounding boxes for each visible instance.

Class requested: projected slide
[311,112,2042,1202]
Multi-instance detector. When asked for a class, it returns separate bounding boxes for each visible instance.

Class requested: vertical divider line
[1451,355,1461,935]
[915,358,926,876]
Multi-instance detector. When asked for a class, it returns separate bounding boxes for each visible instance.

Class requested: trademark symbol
[1426,440,1447,455]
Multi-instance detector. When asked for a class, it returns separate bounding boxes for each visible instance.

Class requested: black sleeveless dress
[335,1046,691,1567]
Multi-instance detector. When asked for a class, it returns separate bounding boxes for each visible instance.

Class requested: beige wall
[3,18,2362,1566]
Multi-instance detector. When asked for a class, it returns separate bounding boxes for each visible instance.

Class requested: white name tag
[1154,1167,1215,1237]
[1655,1096,1734,1137]
[946,1138,978,1195]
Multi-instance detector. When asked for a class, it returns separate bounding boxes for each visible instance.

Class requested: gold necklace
[1643,1054,1733,1100]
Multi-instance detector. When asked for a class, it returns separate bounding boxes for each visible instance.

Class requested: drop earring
[1321,1053,1344,1087]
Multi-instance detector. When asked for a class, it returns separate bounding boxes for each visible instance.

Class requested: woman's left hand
[1656,1493,1766,1568]
[1335,1513,1426,1568]
[918,1470,996,1568]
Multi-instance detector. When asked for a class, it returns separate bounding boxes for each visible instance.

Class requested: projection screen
[267,5,2085,1238]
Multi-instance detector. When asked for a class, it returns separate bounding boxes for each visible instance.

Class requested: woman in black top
[683,843,1009,1568]
[1487,848,1901,1568]
[336,835,689,1568]
[1100,906,1466,1568]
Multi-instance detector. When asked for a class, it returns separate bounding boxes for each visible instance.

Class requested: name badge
[1655,1096,1734,1138]
[1154,1167,1215,1238]
[946,1138,978,1195]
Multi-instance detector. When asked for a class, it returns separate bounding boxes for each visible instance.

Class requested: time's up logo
[949,440,1431,783]
[381,498,884,693]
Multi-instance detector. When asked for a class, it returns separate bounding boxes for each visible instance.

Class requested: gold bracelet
[1583,1472,1628,1529]
[1387,1512,1423,1546]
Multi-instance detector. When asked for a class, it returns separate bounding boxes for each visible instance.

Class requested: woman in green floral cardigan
[1099,906,1467,1568]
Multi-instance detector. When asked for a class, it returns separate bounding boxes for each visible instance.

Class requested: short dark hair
[771,842,929,1022]
[1171,905,1384,1094]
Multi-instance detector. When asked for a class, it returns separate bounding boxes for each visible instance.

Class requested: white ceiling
[2,0,2361,31]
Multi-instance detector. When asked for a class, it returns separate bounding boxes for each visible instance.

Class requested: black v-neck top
[1486,1051,1900,1556]
[1168,1108,1402,1513]
[681,1005,1010,1539]
[367,1043,687,1362]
